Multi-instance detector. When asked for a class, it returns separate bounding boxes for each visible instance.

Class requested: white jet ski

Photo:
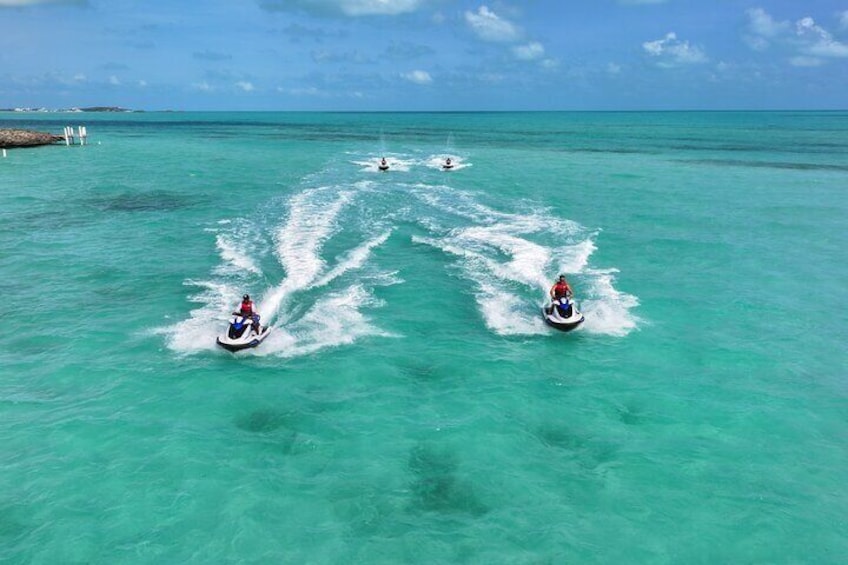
[216,314,271,352]
[542,296,585,332]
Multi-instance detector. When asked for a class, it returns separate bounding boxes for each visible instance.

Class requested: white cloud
[841,10,848,30]
[193,81,213,92]
[796,16,848,58]
[643,32,707,66]
[400,69,432,84]
[108,75,120,85]
[278,86,326,97]
[465,5,519,42]
[789,55,824,67]
[512,41,544,60]
[138,80,147,87]
[607,62,622,74]
[73,73,86,82]
[236,81,255,92]
[259,0,425,17]
[746,7,789,39]
[744,8,848,62]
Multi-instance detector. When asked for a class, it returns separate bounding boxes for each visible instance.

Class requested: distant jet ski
[442,158,454,170]
[542,296,584,332]
[216,314,271,352]
[378,158,389,171]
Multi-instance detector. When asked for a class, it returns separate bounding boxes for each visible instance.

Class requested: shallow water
[1,111,846,563]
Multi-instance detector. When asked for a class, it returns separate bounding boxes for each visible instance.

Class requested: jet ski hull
[542,300,584,332]
[216,325,272,352]
[542,310,584,332]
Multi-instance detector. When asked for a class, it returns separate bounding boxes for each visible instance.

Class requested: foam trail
[314,229,392,288]
[261,188,355,319]
[476,281,546,336]
[163,280,238,353]
[412,232,549,336]
[257,285,394,358]
[214,232,261,276]
[579,269,641,336]
[460,226,551,290]
[412,185,580,236]
[411,186,639,336]
[552,238,596,276]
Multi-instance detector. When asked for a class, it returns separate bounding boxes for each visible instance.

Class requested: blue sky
[1,0,846,110]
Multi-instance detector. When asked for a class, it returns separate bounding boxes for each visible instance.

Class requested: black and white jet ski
[216,314,271,352]
[378,159,390,171]
[542,296,585,332]
[442,158,454,170]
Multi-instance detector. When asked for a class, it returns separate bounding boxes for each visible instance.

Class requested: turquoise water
[1,111,846,563]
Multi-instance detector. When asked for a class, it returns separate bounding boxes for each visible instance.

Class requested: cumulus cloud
[465,5,519,42]
[512,41,544,60]
[744,8,848,64]
[841,10,848,30]
[746,7,789,39]
[108,75,121,85]
[259,0,426,17]
[236,81,255,92]
[795,16,848,58]
[400,69,432,84]
[192,81,213,92]
[642,32,707,66]
[744,8,789,51]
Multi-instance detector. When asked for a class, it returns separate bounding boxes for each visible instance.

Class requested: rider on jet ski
[236,294,261,333]
[547,275,573,314]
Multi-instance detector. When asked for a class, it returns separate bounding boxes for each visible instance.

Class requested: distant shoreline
[0,106,141,113]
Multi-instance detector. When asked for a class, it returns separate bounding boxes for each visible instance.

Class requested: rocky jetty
[0,128,64,148]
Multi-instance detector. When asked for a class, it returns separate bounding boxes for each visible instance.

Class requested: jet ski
[442,159,454,170]
[216,314,271,352]
[378,159,389,171]
[542,296,585,332]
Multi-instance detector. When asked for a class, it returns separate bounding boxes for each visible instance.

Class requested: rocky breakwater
[0,128,64,148]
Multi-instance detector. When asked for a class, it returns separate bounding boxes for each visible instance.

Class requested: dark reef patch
[407,444,488,516]
[85,190,197,213]
[235,408,292,434]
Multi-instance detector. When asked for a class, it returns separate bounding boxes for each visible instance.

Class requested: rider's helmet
[243,294,250,300]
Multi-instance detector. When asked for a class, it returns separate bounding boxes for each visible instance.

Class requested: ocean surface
[1,111,846,563]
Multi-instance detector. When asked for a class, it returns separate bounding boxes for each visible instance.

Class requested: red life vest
[239,300,254,316]
[553,282,569,298]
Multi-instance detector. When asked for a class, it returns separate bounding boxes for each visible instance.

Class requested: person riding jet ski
[543,274,584,331]
[216,293,271,352]
[548,275,572,310]
[237,294,261,334]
